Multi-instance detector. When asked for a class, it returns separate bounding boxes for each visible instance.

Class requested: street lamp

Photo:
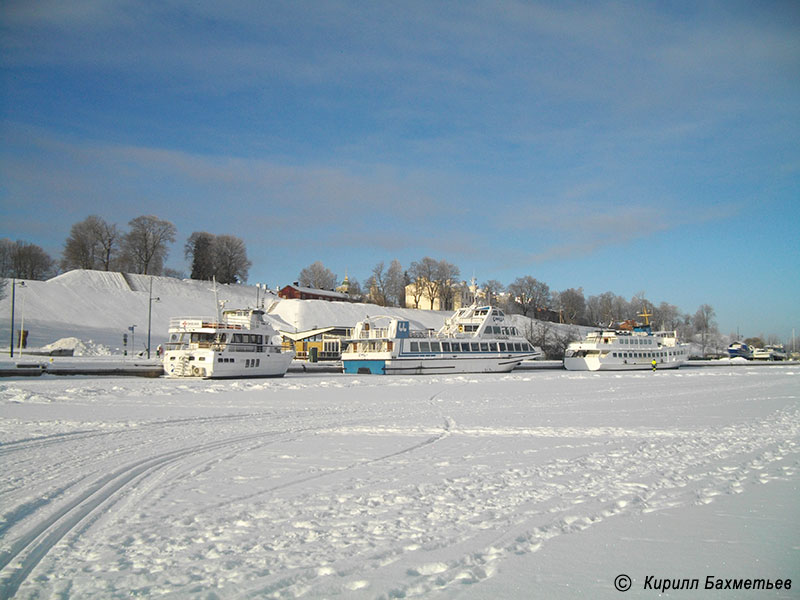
[146,278,160,359]
[17,282,27,357]
[8,280,26,358]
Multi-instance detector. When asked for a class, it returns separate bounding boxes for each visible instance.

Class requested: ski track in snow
[0,367,798,598]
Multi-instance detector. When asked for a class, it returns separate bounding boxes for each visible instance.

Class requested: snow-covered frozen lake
[1,365,798,598]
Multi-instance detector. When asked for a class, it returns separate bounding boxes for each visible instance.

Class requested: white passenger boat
[341,305,542,375]
[563,324,689,371]
[163,308,294,378]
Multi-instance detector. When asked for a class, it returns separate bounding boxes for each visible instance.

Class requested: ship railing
[169,317,244,330]
[357,328,390,339]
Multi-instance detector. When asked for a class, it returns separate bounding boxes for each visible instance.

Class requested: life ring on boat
[192,366,201,376]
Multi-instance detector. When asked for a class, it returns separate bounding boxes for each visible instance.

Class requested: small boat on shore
[727,341,753,360]
[341,304,542,375]
[163,308,294,379]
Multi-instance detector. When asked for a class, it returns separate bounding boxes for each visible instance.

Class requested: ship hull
[342,353,538,375]
[163,349,294,379]
[563,356,684,371]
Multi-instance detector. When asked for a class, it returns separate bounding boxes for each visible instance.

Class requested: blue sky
[1,1,799,342]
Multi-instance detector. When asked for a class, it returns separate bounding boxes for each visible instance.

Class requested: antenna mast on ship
[638,304,653,326]
[210,277,226,324]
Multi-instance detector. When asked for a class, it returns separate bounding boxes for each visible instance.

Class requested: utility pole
[8,280,26,358]
[9,279,16,358]
[147,277,160,359]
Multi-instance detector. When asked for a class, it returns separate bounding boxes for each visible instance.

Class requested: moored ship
[563,327,689,371]
[341,304,542,375]
[163,308,294,378]
[563,308,689,371]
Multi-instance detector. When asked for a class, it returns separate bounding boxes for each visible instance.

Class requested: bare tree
[654,302,681,331]
[120,215,176,275]
[436,260,461,311]
[412,257,441,309]
[386,259,405,307]
[555,288,586,324]
[482,279,505,306]
[693,304,718,357]
[95,218,120,270]
[298,261,337,289]
[3,240,56,279]
[213,235,252,284]
[0,238,15,277]
[367,261,388,306]
[405,262,425,308]
[346,277,363,300]
[61,215,119,271]
[62,217,100,270]
[588,291,620,325]
[507,276,551,317]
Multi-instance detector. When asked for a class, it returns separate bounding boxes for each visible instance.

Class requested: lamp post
[146,278,160,359]
[17,282,27,357]
[8,280,26,358]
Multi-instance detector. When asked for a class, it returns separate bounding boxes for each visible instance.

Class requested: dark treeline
[1,214,251,285]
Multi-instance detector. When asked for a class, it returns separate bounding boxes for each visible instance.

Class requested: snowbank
[40,336,111,356]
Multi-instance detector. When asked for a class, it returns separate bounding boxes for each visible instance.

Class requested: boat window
[479,343,488,352]
[410,342,419,352]
[441,342,451,352]
[430,342,441,352]
[256,359,260,367]
[419,342,430,352]
[470,343,479,352]
[499,343,507,351]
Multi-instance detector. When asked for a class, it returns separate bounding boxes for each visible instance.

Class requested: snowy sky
[1,1,799,341]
